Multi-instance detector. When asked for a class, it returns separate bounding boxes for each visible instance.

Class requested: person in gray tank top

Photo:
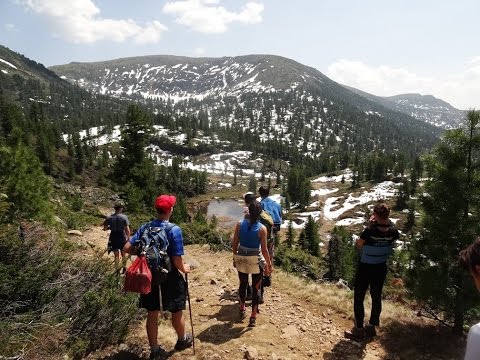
[103,203,130,272]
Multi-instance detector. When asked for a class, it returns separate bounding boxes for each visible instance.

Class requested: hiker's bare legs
[146,310,159,348]
[171,310,185,338]
[121,249,128,268]
[113,250,120,267]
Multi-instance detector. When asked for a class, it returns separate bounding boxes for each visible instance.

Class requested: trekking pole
[185,273,195,355]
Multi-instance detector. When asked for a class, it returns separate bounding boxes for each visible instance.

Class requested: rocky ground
[69,215,465,360]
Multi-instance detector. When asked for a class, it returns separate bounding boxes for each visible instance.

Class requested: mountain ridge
[46,51,443,161]
[50,53,333,100]
[344,85,464,128]
[49,53,460,129]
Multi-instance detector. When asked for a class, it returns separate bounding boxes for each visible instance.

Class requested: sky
[1,0,479,110]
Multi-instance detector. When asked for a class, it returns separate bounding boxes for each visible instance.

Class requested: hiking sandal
[248,317,256,327]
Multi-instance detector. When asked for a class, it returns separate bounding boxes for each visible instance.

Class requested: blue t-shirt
[359,222,399,264]
[129,219,184,257]
[260,197,282,225]
[239,219,263,249]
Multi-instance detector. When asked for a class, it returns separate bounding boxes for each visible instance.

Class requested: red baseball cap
[154,195,176,212]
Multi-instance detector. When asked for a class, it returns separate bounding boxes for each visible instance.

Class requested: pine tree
[112,105,156,206]
[0,144,52,221]
[170,195,189,224]
[285,219,295,248]
[407,110,480,334]
[302,215,320,256]
[326,227,356,284]
[287,166,311,209]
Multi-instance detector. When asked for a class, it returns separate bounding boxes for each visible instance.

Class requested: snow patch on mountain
[0,58,17,69]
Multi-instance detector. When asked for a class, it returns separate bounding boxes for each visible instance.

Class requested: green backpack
[260,210,274,240]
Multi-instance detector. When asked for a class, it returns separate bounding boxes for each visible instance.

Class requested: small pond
[207,199,245,228]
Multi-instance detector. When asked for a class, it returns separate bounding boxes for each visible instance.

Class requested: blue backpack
[139,222,174,283]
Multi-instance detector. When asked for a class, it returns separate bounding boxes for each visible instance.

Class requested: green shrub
[69,194,84,212]
[0,222,138,359]
[64,258,137,359]
[181,219,231,251]
[275,244,324,280]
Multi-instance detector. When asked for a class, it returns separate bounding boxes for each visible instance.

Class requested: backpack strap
[139,222,156,254]
[158,222,174,252]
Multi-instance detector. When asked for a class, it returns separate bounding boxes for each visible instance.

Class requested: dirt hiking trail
[74,220,464,360]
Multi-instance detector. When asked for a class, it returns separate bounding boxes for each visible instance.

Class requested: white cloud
[163,0,264,34]
[326,59,480,110]
[194,47,206,55]
[133,21,168,44]
[20,0,167,44]
[5,23,18,32]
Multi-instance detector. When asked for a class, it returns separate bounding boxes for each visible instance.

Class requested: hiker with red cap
[123,195,193,359]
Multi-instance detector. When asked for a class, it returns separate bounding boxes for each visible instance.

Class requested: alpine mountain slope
[49,53,443,161]
[345,85,465,129]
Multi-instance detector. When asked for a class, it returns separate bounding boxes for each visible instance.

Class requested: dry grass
[273,267,414,323]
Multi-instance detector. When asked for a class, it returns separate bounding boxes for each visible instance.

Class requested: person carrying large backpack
[123,195,193,359]
[259,185,282,258]
[259,186,282,290]
[232,200,273,327]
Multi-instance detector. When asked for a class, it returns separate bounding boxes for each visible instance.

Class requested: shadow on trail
[323,338,367,360]
[378,320,466,360]
[98,349,175,360]
[196,290,253,345]
[97,350,142,360]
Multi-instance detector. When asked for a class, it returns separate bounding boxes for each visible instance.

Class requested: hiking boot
[149,346,167,359]
[248,317,256,327]
[174,333,193,351]
[344,327,365,341]
[239,305,246,317]
[365,324,377,337]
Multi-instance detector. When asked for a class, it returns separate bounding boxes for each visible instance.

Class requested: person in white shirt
[459,237,480,360]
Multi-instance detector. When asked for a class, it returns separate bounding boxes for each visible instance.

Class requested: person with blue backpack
[123,195,193,359]
[232,200,273,327]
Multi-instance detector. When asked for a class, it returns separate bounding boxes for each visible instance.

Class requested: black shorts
[139,269,186,313]
[109,232,126,251]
